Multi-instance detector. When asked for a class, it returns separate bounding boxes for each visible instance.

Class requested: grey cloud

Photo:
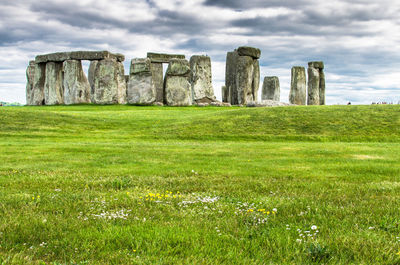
[203,0,309,9]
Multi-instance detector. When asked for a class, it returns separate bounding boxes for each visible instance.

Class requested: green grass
[0,104,399,264]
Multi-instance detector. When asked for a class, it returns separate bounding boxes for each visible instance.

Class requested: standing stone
[307,66,320,105]
[225,51,239,105]
[164,59,192,106]
[63,60,91,105]
[26,61,36,105]
[44,62,64,105]
[221,86,228,102]
[92,58,126,104]
[225,47,261,105]
[289,66,306,105]
[127,58,156,105]
[319,71,326,105]
[262,76,280,101]
[308,61,326,105]
[190,55,215,102]
[252,59,260,102]
[150,63,163,103]
[88,60,98,102]
[31,63,46,105]
[236,55,254,105]
[116,62,127,104]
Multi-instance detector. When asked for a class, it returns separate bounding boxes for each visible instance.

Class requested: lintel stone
[35,51,125,63]
[147,52,185,63]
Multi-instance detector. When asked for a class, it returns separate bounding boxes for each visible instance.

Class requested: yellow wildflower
[267,211,270,215]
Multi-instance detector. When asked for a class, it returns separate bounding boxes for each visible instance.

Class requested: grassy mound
[0,105,399,264]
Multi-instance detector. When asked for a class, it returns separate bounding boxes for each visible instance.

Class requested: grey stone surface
[319,71,326,105]
[210,101,231,107]
[92,58,126,104]
[44,62,64,105]
[164,59,192,106]
[129,58,151,74]
[308,61,324,69]
[150,63,164,103]
[35,51,124,63]
[127,74,156,104]
[225,48,260,105]
[236,55,254,105]
[289,66,307,105]
[88,60,98,102]
[63,60,91,105]
[225,51,239,104]
[166,59,190,76]
[194,96,216,104]
[190,55,215,102]
[127,58,156,105]
[116,61,127,104]
[221,86,228,102]
[31,63,46,105]
[252,59,260,102]
[164,76,192,106]
[25,61,36,105]
[237,46,261,59]
[147,52,185,63]
[247,100,294,107]
[262,76,280,101]
[307,66,320,105]
[308,61,326,105]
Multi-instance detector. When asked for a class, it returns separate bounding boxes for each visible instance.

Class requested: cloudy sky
[1,0,399,104]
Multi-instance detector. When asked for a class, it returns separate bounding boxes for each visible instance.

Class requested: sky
[0,0,399,104]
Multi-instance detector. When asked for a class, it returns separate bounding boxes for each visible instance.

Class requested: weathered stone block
[127,74,156,104]
[236,55,254,105]
[289,66,306,105]
[262,76,280,101]
[35,51,124,63]
[147,52,185,63]
[88,60,98,102]
[92,58,126,104]
[31,63,46,105]
[225,51,239,104]
[237,46,261,59]
[26,61,36,105]
[252,59,260,102]
[319,71,326,105]
[164,76,192,106]
[130,58,151,75]
[63,60,91,105]
[190,55,215,102]
[308,61,324,69]
[44,62,64,105]
[221,86,228,102]
[127,58,156,105]
[166,59,190,76]
[151,63,164,103]
[307,66,320,105]
[164,59,192,106]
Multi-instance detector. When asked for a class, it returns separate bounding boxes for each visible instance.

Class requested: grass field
[0,104,399,264]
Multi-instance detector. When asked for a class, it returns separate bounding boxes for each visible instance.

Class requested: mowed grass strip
[0,105,399,264]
